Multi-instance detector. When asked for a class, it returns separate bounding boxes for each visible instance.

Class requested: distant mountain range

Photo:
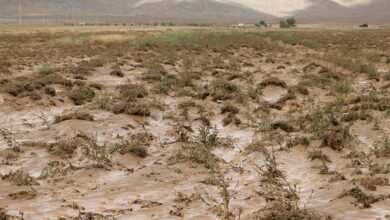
[0,0,388,24]
[295,0,389,23]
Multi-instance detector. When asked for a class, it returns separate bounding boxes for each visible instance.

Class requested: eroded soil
[1,27,390,220]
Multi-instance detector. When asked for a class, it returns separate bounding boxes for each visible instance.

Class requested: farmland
[0,25,390,219]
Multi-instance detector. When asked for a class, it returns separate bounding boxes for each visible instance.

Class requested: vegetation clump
[321,125,352,151]
[258,78,287,89]
[78,133,112,168]
[360,177,389,191]
[44,86,56,96]
[210,79,240,101]
[339,187,379,208]
[118,82,148,102]
[222,113,241,126]
[307,150,330,162]
[186,126,218,167]
[110,69,124,77]
[2,169,39,186]
[371,137,390,158]
[255,201,327,220]
[68,86,95,105]
[116,132,153,157]
[113,102,151,116]
[54,112,94,123]
[272,121,294,133]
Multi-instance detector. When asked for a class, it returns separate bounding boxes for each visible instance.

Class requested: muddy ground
[0,26,390,220]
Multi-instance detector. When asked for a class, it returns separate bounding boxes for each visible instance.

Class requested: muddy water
[261,85,287,103]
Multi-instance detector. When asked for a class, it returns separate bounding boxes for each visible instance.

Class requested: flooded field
[0,26,390,219]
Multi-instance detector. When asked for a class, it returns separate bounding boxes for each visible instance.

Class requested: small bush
[307,150,330,162]
[78,132,112,168]
[339,187,378,208]
[110,69,124,77]
[272,121,294,133]
[38,64,58,75]
[113,102,151,116]
[116,132,153,157]
[68,86,95,105]
[186,126,218,168]
[221,103,239,114]
[258,78,287,89]
[142,63,167,81]
[89,82,103,90]
[27,91,42,100]
[44,87,56,96]
[54,112,94,123]
[321,125,352,151]
[74,80,86,86]
[288,84,309,95]
[210,79,240,101]
[360,177,389,191]
[371,137,390,158]
[118,82,148,102]
[3,169,38,186]
[222,113,242,126]
[255,201,326,220]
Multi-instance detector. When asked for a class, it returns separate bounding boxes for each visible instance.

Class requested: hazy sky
[137,0,372,16]
[225,0,372,16]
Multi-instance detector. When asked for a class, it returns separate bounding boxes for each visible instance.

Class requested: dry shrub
[245,141,268,155]
[116,132,153,157]
[286,136,310,148]
[210,78,240,101]
[360,177,389,191]
[8,190,37,200]
[74,80,86,87]
[39,161,75,179]
[254,201,329,220]
[118,82,148,102]
[186,126,218,167]
[288,83,309,95]
[142,62,167,81]
[89,82,103,90]
[77,132,112,168]
[44,86,56,96]
[3,74,72,97]
[370,163,390,175]
[110,69,124,77]
[0,207,22,219]
[258,78,287,89]
[68,86,95,105]
[307,150,330,162]
[270,93,296,110]
[54,112,94,123]
[339,187,381,208]
[371,138,390,158]
[321,125,352,151]
[221,103,239,114]
[113,102,151,116]
[271,121,294,133]
[46,138,79,158]
[2,169,39,186]
[222,113,241,126]
[74,212,115,220]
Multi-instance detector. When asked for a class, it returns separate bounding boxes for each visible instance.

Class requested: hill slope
[0,0,275,23]
[293,0,390,24]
